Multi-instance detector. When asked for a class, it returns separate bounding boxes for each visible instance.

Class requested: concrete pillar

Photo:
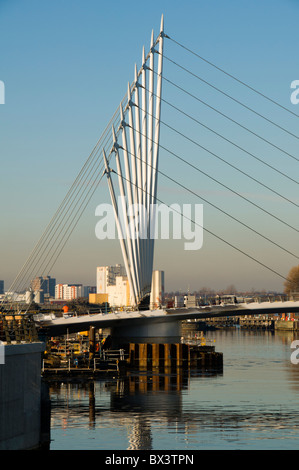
[0,342,46,450]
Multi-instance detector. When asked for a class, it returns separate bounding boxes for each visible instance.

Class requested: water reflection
[48,367,221,450]
[48,330,299,450]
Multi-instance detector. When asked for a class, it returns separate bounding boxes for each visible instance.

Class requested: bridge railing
[205,294,293,305]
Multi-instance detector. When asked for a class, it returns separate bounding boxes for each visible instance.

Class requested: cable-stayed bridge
[35,300,299,338]
[2,15,299,338]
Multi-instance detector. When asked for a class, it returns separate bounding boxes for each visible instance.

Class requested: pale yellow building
[92,264,164,309]
[94,264,131,308]
[89,293,109,304]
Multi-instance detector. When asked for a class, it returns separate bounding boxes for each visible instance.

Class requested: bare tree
[223,284,237,294]
[284,265,299,294]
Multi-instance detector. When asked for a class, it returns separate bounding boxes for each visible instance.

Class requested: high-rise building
[83,286,96,297]
[96,264,126,294]
[0,280,4,295]
[31,276,56,297]
[95,265,165,309]
[55,283,83,301]
[96,264,129,307]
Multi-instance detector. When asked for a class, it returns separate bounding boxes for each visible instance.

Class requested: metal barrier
[42,348,127,373]
[102,349,125,361]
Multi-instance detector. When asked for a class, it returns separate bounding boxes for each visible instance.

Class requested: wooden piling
[89,326,95,362]
[139,343,148,369]
[126,342,223,370]
[152,343,160,368]
[164,344,171,368]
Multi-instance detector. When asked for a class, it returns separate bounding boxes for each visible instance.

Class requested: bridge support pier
[110,318,182,343]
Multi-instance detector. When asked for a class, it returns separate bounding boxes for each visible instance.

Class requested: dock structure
[41,343,223,379]
[127,342,223,370]
[41,334,223,379]
[0,313,39,343]
[42,349,126,379]
[274,319,299,331]
[200,315,278,330]
[202,315,299,331]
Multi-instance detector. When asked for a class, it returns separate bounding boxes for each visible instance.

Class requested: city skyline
[1,1,299,293]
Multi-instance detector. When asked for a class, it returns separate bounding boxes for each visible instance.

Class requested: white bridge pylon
[103,15,164,307]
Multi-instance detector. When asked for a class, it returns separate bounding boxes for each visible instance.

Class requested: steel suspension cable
[127,119,299,235]
[133,77,299,207]
[5,135,112,299]
[129,98,299,231]
[158,73,299,185]
[162,54,299,151]
[17,157,107,298]
[115,130,299,261]
[166,35,299,120]
[110,165,288,282]
[2,49,159,304]
[155,96,299,209]
[2,114,121,306]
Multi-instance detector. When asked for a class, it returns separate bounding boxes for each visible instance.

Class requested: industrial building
[95,264,130,307]
[91,264,164,309]
[96,264,126,294]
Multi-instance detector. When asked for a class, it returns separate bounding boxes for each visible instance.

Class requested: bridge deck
[34,301,299,337]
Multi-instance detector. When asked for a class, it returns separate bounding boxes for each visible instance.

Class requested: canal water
[47,328,299,450]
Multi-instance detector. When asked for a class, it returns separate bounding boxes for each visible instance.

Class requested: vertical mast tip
[160,14,164,33]
[112,124,117,141]
[119,103,124,120]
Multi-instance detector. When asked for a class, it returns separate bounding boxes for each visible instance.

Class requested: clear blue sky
[1,0,299,293]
